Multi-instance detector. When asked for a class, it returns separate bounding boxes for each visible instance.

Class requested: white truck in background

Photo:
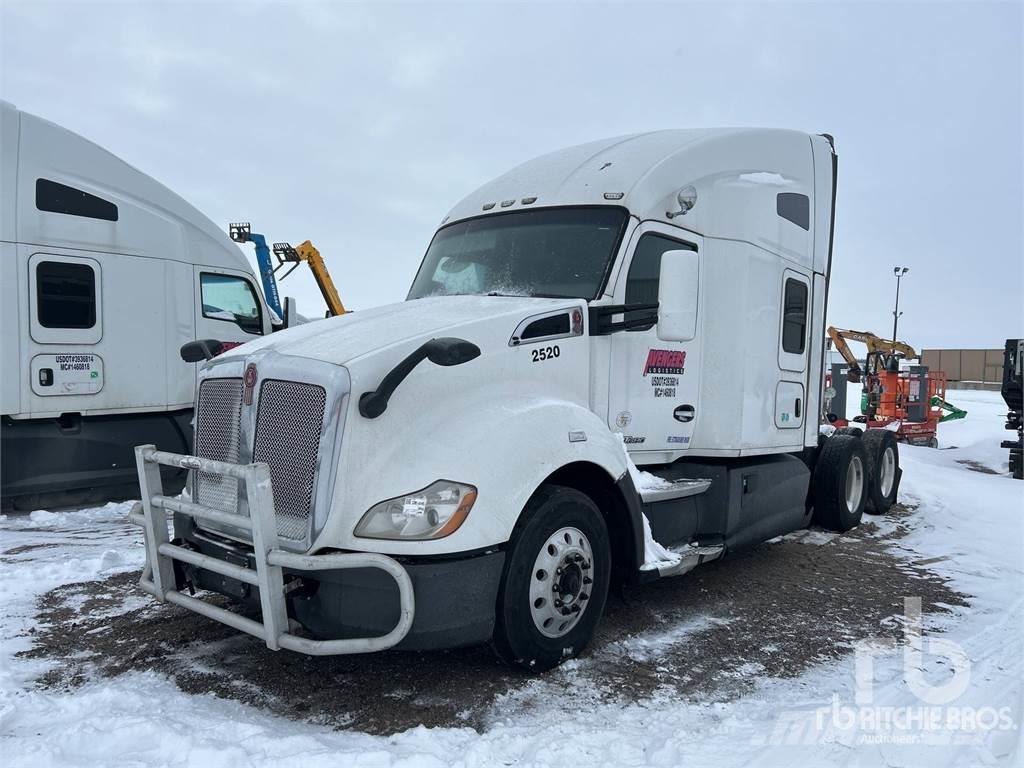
[0,101,280,511]
[132,128,903,671]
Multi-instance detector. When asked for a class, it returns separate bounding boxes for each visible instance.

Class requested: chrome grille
[194,378,243,514]
[253,379,327,540]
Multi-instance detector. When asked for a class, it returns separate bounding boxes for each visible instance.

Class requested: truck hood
[222,294,581,367]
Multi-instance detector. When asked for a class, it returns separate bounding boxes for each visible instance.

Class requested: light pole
[892,266,909,349]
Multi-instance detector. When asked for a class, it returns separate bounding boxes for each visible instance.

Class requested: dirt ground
[16,504,968,736]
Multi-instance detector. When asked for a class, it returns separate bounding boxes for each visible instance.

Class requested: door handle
[795,398,802,418]
[673,404,696,423]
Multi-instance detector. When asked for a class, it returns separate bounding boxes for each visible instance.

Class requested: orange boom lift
[825,327,963,448]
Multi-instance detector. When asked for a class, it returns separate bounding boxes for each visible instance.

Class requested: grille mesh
[253,380,326,540]
[194,378,243,514]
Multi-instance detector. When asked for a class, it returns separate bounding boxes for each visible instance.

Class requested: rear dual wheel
[812,434,868,531]
[813,430,901,531]
[861,429,900,514]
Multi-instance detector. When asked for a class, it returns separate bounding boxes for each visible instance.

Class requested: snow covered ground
[1,389,1021,766]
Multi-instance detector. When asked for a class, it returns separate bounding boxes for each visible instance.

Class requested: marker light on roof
[666,185,697,218]
[603,192,624,200]
[521,197,537,205]
[482,202,496,210]
[500,199,515,207]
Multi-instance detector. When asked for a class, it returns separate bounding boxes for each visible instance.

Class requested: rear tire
[862,429,900,514]
[492,485,610,672]
[812,434,868,532]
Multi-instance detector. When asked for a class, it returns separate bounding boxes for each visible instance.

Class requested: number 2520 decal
[531,345,560,362]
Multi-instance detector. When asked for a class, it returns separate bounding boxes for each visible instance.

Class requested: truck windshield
[407,206,629,301]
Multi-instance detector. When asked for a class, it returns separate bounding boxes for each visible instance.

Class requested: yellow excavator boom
[826,326,918,382]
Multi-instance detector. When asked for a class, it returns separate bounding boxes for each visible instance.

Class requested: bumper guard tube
[130,444,415,655]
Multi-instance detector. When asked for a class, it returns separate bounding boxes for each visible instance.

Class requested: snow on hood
[221,295,579,367]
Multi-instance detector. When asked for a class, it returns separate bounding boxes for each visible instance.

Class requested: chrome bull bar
[131,444,415,655]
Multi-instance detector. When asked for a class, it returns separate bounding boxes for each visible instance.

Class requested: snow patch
[608,616,732,662]
[738,171,792,186]
[785,528,840,546]
[618,435,682,569]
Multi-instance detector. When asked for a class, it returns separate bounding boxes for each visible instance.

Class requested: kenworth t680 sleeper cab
[132,129,902,671]
[0,101,282,512]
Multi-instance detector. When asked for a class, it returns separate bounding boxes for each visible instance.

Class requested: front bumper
[180,521,503,650]
[132,445,430,655]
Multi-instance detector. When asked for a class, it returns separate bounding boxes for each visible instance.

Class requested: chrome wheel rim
[879,446,896,498]
[846,455,864,512]
[529,526,594,638]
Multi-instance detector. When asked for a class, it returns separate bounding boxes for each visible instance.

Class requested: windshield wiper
[483,291,579,299]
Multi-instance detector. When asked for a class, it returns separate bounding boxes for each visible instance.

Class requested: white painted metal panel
[774,381,805,429]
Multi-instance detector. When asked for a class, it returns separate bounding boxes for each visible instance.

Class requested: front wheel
[492,485,610,672]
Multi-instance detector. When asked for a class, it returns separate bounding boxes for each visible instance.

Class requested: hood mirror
[180,339,224,362]
[424,337,481,367]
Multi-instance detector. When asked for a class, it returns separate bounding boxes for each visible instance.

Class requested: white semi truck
[0,102,279,510]
[132,128,903,671]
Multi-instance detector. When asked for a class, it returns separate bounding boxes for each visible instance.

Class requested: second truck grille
[252,379,327,541]
[194,378,243,515]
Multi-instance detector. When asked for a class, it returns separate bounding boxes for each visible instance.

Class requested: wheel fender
[327,394,634,556]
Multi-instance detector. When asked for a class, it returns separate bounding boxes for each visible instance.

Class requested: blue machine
[229,222,283,320]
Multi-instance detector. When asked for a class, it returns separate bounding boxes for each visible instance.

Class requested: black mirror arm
[359,337,480,419]
[359,348,430,419]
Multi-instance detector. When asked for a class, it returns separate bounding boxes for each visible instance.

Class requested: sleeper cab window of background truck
[624,233,697,327]
[35,178,119,221]
[781,277,808,354]
[200,273,264,335]
[37,261,97,329]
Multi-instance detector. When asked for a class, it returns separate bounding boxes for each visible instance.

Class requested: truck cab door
[192,267,269,364]
[605,222,703,456]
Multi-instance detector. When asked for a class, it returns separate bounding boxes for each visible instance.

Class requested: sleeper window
[781,278,808,354]
[36,261,97,329]
[36,178,119,222]
[776,193,809,230]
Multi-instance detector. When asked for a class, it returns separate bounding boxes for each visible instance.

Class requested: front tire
[492,485,610,672]
[812,434,868,532]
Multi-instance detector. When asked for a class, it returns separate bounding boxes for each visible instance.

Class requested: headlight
[354,480,477,540]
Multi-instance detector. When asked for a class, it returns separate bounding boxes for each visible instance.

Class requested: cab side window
[624,234,696,328]
[781,278,808,354]
[200,273,263,335]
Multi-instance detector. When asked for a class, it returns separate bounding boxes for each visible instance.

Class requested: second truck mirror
[657,249,699,341]
[283,296,300,329]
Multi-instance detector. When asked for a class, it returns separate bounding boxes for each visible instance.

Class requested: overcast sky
[2,1,1021,348]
